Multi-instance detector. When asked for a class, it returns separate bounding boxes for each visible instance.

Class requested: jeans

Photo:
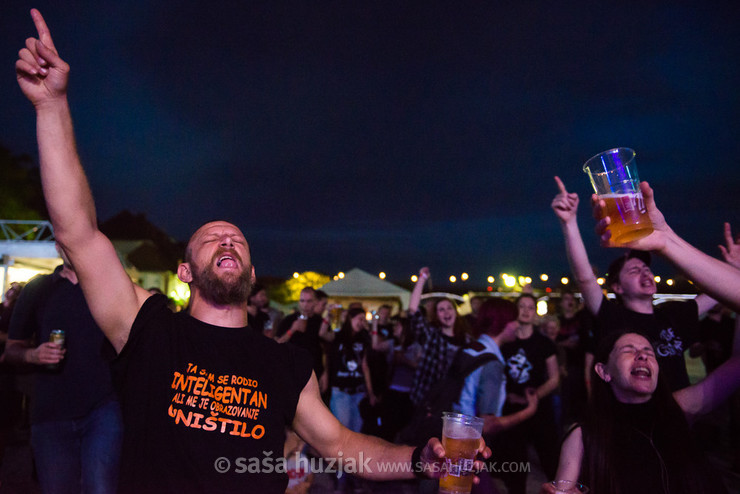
[31,398,123,494]
[330,387,364,433]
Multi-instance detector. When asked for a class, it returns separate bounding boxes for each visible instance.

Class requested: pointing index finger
[30,9,56,51]
[554,176,568,194]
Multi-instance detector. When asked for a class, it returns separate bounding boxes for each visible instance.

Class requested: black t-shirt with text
[595,297,699,391]
[329,330,371,390]
[112,295,313,493]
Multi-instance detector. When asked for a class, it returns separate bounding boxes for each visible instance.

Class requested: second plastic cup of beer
[439,412,484,494]
[583,147,653,245]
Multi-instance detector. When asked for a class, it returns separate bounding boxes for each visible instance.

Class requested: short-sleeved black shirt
[328,330,371,390]
[113,295,313,493]
[501,330,556,397]
[276,313,325,376]
[595,297,699,391]
[8,267,115,424]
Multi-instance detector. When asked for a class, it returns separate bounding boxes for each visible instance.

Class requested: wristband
[411,445,426,479]
[323,318,330,325]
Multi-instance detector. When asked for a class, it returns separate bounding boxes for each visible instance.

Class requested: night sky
[2,1,739,286]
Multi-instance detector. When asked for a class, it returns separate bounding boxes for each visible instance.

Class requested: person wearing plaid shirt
[407,268,471,407]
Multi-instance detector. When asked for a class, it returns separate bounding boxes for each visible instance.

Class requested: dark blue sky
[2,1,739,286]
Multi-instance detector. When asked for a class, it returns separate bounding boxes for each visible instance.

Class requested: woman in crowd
[547,326,740,494]
[497,294,560,494]
[327,307,377,492]
[407,267,470,409]
[327,307,376,433]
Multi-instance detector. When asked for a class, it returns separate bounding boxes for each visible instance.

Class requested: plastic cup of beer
[583,147,653,245]
[549,480,589,493]
[329,304,343,327]
[439,412,484,494]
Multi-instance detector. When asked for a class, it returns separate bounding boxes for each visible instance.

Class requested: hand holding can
[46,329,66,369]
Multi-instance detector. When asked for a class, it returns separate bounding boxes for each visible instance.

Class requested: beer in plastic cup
[549,479,589,493]
[329,304,343,328]
[439,412,484,494]
[583,148,653,245]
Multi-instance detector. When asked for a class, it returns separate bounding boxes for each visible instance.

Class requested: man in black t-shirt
[5,255,122,493]
[276,287,334,386]
[595,252,703,390]
[15,12,486,492]
[552,177,716,391]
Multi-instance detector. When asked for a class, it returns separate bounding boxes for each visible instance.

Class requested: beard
[190,256,253,306]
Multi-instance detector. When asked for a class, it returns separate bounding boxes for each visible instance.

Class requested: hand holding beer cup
[415,426,490,488]
[583,148,654,245]
[437,412,488,494]
[592,181,671,253]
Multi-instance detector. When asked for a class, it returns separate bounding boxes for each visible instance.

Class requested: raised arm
[408,267,429,313]
[318,318,335,343]
[675,312,740,421]
[16,10,149,352]
[593,183,740,312]
[551,177,603,315]
[370,319,393,352]
[694,294,719,317]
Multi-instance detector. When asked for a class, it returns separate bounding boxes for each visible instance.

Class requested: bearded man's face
[186,221,253,306]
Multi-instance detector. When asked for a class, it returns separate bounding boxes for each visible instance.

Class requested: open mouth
[216,255,238,269]
[631,366,652,378]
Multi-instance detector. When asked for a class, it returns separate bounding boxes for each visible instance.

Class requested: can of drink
[49,329,65,346]
[48,329,65,370]
[49,329,64,346]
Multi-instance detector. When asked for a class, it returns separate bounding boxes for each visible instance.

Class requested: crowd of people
[1,8,740,494]
[3,236,738,493]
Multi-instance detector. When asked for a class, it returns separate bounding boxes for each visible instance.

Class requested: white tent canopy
[320,268,411,309]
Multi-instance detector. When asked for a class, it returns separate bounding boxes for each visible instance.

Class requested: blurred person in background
[0,282,25,473]
[498,293,560,494]
[407,268,470,409]
[5,248,122,494]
